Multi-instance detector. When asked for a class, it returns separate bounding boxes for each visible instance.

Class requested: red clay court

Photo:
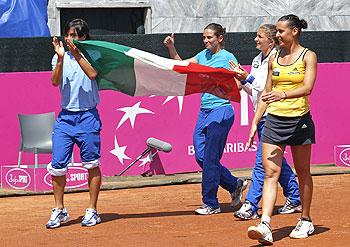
[1,174,349,246]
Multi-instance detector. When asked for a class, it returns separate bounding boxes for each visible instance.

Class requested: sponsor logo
[301,124,307,129]
[44,167,88,189]
[288,67,301,75]
[339,147,350,167]
[253,62,259,68]
[288,71,301,75]
[272,68,280,76]
[5,168,31,189]
[187,141,258,155]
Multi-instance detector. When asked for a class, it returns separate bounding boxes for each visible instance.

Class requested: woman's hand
[163,33,175,48]
[66,39,81,58]
[229,61,248,81]
[247,123,258,148]
[52,37,65,58]
[261,91,285,104]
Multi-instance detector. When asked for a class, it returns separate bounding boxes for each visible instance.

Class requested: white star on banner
[138,155,153,167]
[110,136,131,165]
[116,101,154,129]
[138,150,158,167]
[163,96,184,114]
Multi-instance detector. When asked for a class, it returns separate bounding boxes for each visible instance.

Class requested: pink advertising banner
[0,63,349,178]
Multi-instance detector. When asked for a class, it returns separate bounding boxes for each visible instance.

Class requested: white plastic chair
[17,112,55,168]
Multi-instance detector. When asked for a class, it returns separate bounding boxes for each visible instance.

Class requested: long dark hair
[64,19,91,40]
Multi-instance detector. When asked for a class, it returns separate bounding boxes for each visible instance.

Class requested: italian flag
[75,40,240,102]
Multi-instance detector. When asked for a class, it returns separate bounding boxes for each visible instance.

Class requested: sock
[301,216,312,222]
[261,215,271,225]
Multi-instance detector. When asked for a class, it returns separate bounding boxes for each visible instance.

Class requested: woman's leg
[247,142,285,244]
[261,142,285,217]
[291,144,313,218]
[289,144,314,239]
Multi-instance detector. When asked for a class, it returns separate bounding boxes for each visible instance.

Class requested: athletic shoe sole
[194,208,221,215]
[231,179,249,208]
[81,217,102,227]
[248,227,273,245]
[289,227,314,239]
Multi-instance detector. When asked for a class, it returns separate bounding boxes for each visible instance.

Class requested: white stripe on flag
[125,48,189,70]
[126,48,189,96]
[133,58,188,96]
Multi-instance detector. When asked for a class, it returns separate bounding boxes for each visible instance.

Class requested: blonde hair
[259,24,279,48]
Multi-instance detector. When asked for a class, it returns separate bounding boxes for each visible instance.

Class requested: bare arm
[247,92,268,147]
[163,33,198,63]
[247,56,273,147]
[66,39,98,80]
[51,37,64,87]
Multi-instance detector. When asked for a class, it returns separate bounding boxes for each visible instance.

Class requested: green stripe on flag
[75,40,137,96]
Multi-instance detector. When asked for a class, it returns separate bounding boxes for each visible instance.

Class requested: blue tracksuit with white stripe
[193,49,239,209]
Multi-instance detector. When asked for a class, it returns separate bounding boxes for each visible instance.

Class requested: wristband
[241,74,255,85]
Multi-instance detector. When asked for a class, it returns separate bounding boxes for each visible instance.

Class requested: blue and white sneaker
[277,198,302,214]
[231,178,248,208]
[81,208,101,227]
[234,201,260,220]
[46,208,70,229]
[195,204,221,215]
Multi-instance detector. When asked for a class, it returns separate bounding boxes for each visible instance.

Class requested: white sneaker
[46,208,70,229]
[234,201,260,220]
[81,208,101,227]
[248,221,273,245]
[195,204,221,215]
[289,218,314,239]
[277,198,302,214]
[231,178,248,208]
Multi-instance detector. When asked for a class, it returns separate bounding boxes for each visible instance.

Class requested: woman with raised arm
[46,19,102,229]
[164,23,247,215]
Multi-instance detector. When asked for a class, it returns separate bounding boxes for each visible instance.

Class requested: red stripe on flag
[173,63,240,102]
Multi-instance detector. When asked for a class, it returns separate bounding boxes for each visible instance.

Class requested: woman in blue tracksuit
[164,23,247,215]
[230,24,301,220]
[46,19,102,229]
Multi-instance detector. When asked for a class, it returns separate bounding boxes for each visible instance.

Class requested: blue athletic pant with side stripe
[193,105,238,209]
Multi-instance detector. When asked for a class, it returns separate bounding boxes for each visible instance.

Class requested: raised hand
[52,37,65,57]
[65,39,81,58]
[163,33,175,48]
[229,61,248,81]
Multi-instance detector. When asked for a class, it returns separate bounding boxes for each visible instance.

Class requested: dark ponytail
[278,14,308,35]
[204,23,226,46]
[204,23,226,37]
